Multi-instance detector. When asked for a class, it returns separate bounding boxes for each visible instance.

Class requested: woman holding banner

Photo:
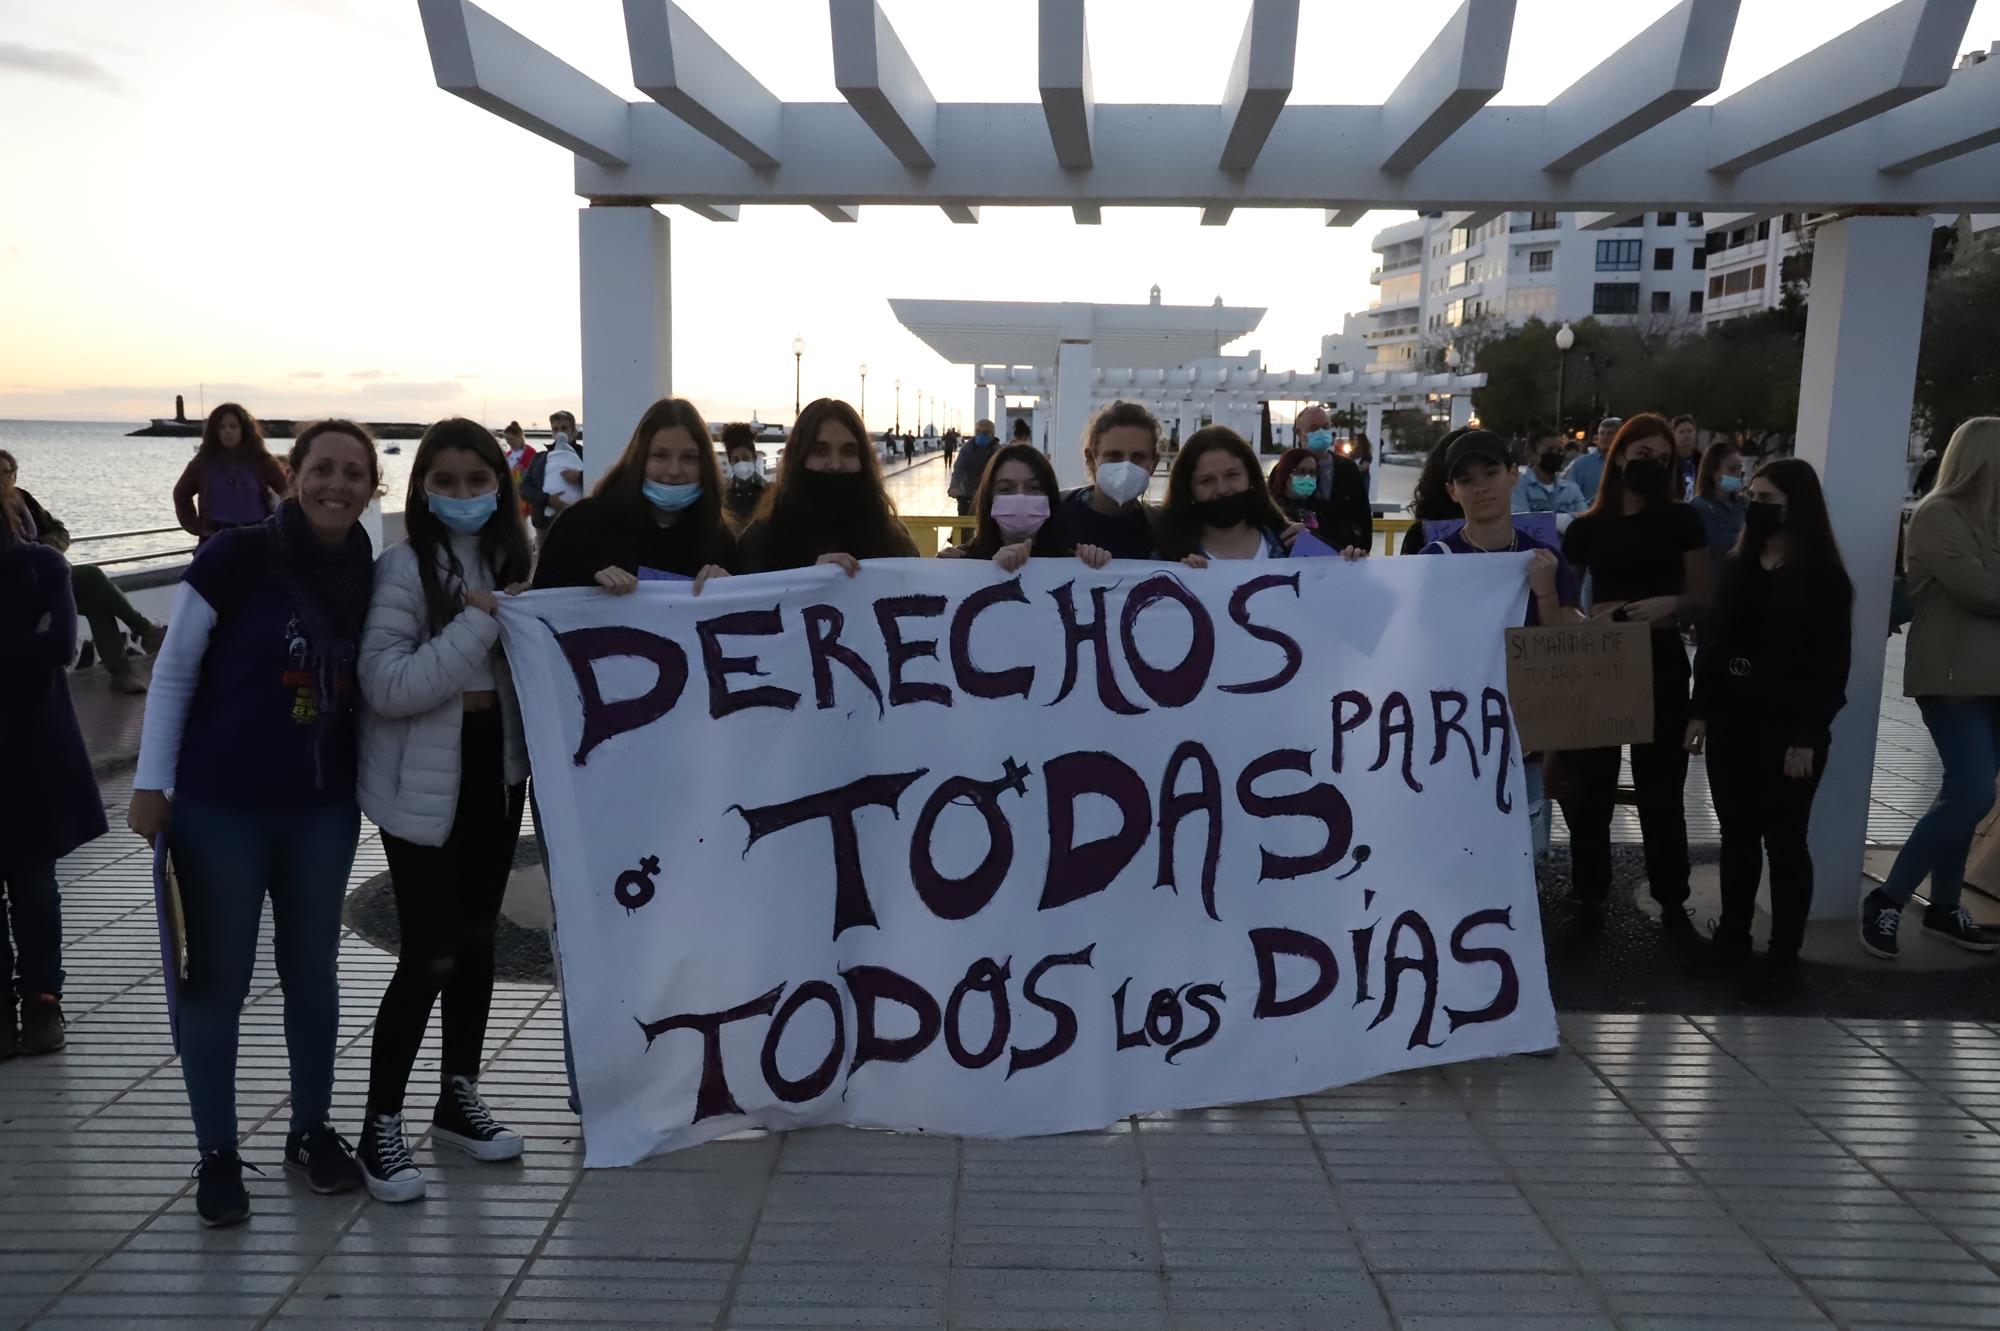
[738,398,919,574]
[129,421,380,1226]
[532,398,736,593]
[355,419,534,1202]
[939,443,1110,570]
[1157,427,1294,566]
[1061,401,1161,561]
[1685,459,1852,995]
[1555,413,1710,944]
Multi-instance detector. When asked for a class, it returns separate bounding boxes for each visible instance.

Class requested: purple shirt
[1416,527,1579,628]
[175,526,358,806]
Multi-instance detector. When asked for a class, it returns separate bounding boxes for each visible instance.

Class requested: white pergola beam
[1324,208,1369,227]
[417,0,629,167]
[1218,0,1298,173]
[1576,211,1640,230]
[1707,0,1975,173]
[1380,0,1517,174]
[830,0,938,170]
[622,0,781,169]
[1447,207,1502,231]
[681,201,740,221]
[813,203,861,222]
[1876,41,2000,174]
[1541,0,1740,173]
[1201,205,1233,226]
[1038,0,1093,169]
[941,203,980,224]
[1073,204,1102,224]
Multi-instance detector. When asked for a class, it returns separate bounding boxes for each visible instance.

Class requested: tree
[1914,246,2000,449]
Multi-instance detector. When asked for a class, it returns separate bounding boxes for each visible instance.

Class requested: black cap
[1444,429,1511,479]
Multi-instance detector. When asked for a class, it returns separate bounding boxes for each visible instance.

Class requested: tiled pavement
[8,615,1997,1329]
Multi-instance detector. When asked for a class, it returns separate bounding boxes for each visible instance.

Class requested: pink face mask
[990,493,1049,542]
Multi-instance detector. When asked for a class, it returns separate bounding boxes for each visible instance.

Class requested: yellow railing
[899,515,1420,557]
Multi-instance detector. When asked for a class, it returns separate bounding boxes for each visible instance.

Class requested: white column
[578,205,672,488]
[1052,339,1094,487]
[1792,215,1933,918]
[1449,394,1473,430]
[974,383,991,427]
[1365,401,1385,444]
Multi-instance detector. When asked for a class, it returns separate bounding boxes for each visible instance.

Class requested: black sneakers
[1859,889,1902,959]
[432,1076,524,1162]
[1921,904,2000,953]
[284,1123,363,1195]
[357,1113,426,1203]
[194,1149,252,1228]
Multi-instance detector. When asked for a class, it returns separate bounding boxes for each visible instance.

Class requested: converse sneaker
[357,1113,425,1203]
[1921,905,2000,953]
[1859,889,1902,959]
[194,1149,253,1228]
[432,1076,523,1162]
[284,1123,362,1195]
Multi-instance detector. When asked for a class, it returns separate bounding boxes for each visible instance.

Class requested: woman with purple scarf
[172,403,289,542]
[131,420,379,1227]
[0,469,105,1059]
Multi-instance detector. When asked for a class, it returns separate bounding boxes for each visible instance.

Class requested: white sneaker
[430,1076,524,1162]
[358,1113,426,1203]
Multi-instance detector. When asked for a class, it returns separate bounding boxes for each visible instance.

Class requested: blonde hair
[1924,417,2000,530]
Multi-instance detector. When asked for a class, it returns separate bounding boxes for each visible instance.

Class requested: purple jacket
[0,543,106,870]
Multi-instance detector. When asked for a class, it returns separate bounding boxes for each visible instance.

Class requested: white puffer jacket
[358,534,528,846]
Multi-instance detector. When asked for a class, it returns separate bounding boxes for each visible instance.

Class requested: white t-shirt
[544,444,585,507]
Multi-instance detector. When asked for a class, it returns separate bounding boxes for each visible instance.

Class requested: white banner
[498,556,1556,1167]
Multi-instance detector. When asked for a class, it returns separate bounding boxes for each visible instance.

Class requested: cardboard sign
[1505,621,1654,752]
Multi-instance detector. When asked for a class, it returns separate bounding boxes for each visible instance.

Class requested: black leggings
[1705,723,1826,958]
[368,711,526,1117]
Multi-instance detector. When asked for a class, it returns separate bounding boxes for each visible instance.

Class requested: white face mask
[1094,460,1150,505]
[729,460,759,481]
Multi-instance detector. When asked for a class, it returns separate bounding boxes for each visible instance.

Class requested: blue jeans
[0,860,64,1000]
[1880,697,2000,912]
[170,797,358,1152]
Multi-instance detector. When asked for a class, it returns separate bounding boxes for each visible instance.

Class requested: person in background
[1561,415,1622,509]
[1912,447,1942,499]
[1557,413,1710,944]
[520,410,579,537]
[1269,446,1341,542]
[534,398,736,593]
[1512,425,1588,517]
[1346,431,1374,490]
[1687,459,1853,996]
[942,432,956,468]
[1293,404,1373,550]
[172,403,288,543]
[1672,414,1702,499]
[738,398,919,574]
[501,423,536,517]
[1862,417,2000,959]
[721,422,766,524]
[1689,440,1747,568]
[1062,400,1161,561]
[129,420,379,1226]
[1400,428,1470,554]
[948,419,999,517]
[539,412,585,519]
[1417,430,1582,861]
[903,434,915,464]
[0,470,105,1058]
[939,442,1106,571]
[0,450,167,693]
[355,418,533,1202]
[1158,426,1303,566]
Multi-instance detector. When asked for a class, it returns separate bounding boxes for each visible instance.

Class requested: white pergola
[418,0,2000,920]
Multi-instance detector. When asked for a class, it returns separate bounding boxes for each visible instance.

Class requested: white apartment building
[1700,213,1807,326]
[1360,211,1717,373]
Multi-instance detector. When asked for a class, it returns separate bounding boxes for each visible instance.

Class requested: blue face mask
[643,478,702,511]
[426,490,497,534]
[1288,474,1318,498]
[1718,474,1743,494]
[976,432,994,446]
[1305,429,1334,453]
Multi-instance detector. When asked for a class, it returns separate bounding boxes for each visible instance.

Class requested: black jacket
[1691,556,1853,747]
[531,494,737,589]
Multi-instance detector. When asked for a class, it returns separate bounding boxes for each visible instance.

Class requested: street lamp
[894,377,902,433]
[859,362,868,421]
[1553,322,1575,432]
[791,335,805,417]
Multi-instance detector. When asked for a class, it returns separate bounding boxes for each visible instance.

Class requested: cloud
[0,43,122,94]
[289,370,325,379]
[349,369,393,381]
[453,373,482,380]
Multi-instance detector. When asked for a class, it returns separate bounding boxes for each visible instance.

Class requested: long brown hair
[1268,446,1317,502]
[753,397,907,561]
[1583,412,1677,518]
[1156,426,1287,560]
[1693,439,1741,503]
[403,418,531,636]
[965,442,1068,558]
[1083,400,1162,464]
[594,396,734,556]
[194,402,276,471]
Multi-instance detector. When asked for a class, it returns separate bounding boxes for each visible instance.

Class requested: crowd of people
[1,393,1997,1229]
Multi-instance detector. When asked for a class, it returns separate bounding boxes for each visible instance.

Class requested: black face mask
[1743,500,1785,538]
[1537,451,1562,475]
[1192,490,1260,529]
[1622,457,1669,495]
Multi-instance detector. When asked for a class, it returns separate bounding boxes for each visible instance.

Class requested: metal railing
[63,524,197,569]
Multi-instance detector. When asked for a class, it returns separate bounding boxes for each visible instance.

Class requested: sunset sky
[3,0,1996,428]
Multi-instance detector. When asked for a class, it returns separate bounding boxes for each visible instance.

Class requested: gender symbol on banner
[614,855,662,913]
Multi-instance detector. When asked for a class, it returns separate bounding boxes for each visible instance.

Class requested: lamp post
[859,362,868,421]
[791,335,804,418]
[894,378,901,433]
[1553,322,1574,433]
